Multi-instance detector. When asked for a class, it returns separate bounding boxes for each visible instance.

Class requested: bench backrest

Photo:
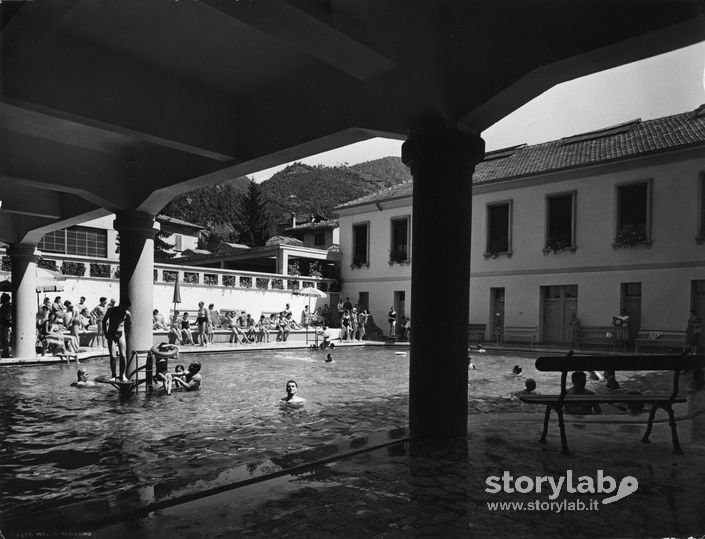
[536,354,705,373]
[536,352,705,400]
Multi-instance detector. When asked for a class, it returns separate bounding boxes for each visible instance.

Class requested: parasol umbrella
[295,286,327,343]
[171,276,182,326]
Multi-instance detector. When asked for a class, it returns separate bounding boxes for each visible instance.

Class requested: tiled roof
[156,214,204,230]
[285,219,339,232]
[265,236,303,246]
[336,106,705,209]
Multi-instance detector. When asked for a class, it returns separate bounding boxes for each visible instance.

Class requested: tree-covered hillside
[262,157,411,225]
[160,156,410,242]
[162,177,250,228]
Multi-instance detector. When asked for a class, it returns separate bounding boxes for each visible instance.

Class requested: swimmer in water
[281,380,305,404]
[173,361,202,391]
[512,365,522,375]
[154,353,173,395]
[325,353,333,363]
[71,368,96,388]
[522,378,536,394]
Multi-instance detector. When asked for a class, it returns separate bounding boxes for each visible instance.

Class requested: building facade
[336,107,705,346]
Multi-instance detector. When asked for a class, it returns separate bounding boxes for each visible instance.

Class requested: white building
[335,106,705,348]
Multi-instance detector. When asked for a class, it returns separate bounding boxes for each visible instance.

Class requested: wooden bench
[503,326,538,349]
[468,323,487,342]
[635,329,686,353]
[577,325,616,351]
[519,352,705,455]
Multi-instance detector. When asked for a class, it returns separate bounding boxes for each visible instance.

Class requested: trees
[154,230,176,261]
[237,181,273,247]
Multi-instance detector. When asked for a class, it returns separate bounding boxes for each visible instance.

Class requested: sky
[249,40,705,182]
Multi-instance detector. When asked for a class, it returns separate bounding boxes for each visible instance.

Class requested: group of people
[336,297,370,341]
[153,357,203,395]
[166,302,312,346]
[34,295,119,360]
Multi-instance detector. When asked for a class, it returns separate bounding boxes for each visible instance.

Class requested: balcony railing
[6,253,338,292]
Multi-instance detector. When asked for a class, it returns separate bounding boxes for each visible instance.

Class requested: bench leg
[641,403,659,444]
[664,404,684,455]
[539,405,551,444]
[556,407,571,455]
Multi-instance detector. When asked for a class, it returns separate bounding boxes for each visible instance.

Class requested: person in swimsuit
[154,353,173,395]
[71,368,96,388]
[65,301,83,345]
[196,301,208,347]
[103,299,131,381]
[180,312,194,345]
[388,306,397,337]
[90,297,108,347]
[281,380,305,404]
[207,303,219,344]
[173,361,202,391]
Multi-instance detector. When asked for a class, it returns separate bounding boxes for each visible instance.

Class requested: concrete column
[277,250,289,275]
[114,211,156,378]
[402,124,485,438]
[7,244,40,358]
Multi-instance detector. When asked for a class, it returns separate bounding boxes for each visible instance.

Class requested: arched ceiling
[1,0,704,244]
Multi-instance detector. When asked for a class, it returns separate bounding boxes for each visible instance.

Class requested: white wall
[37,276,323,320]
[338,200,411,326]
[338,149,705,339]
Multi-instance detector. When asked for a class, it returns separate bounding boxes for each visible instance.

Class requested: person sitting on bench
[565,371,602,415]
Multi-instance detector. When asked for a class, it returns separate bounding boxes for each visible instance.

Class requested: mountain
[160,156,410,235]
[161,176,250,227]
[261,157,411,226]
[350,156,412,188]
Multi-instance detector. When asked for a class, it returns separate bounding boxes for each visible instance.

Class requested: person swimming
[173,361,202,391]
[512,365,522,375]
[325,353,333,363]
[522,378,536,394]
[281,379,305,404]
[71,368,96,388]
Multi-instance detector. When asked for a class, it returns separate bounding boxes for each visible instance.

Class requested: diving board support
[95,349,152,398]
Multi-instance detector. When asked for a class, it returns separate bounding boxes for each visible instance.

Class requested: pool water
[0,348,660,518]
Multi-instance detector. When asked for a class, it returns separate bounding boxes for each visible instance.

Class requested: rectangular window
[546,192,575,251]
[39,226,107,258]
[486,201,512,256]
[390,216,410,263]
[616,181,651,246]
[38,230,66,254]
[314,232,325,247]
[352,222,369,267]
[174,234,183,251]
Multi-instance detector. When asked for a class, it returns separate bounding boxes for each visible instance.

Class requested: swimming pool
[1,347,641,518]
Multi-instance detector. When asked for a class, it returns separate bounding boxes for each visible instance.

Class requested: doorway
[621,282,642,345]
[542,285,578,343]
[394,290,406,319]
[490,287,505,343]
[358,291,369,311]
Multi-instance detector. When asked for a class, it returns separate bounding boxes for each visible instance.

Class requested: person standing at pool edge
[103,299,131,382]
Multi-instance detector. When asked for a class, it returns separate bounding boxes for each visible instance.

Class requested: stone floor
[7,393,702,539]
